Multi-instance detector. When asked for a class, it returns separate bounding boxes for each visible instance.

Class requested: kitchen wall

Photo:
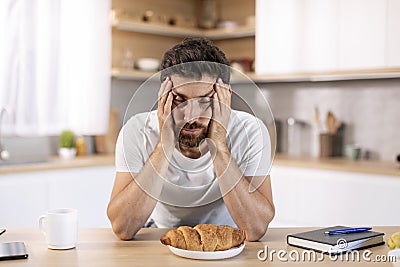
[259,78,400,161]
[111,78,400,162]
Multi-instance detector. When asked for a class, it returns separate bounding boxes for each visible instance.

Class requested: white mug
[39,208,78,250]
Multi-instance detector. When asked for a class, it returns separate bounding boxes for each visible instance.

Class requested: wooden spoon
[326,111,335,134]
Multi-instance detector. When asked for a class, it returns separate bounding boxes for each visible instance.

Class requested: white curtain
[0,0,111,136]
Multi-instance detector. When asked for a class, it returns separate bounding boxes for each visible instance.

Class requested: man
[107,38,275,241]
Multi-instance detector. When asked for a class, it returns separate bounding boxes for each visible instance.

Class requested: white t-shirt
[115,109,271,228]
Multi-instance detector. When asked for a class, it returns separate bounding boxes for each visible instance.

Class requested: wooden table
[0,227,399,266]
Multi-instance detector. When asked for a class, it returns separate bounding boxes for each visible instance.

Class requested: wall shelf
[111,68,155,81]
[111,67,400,83]
[110,68,259,83]
[248,68,400,83]
[112,18,255,40]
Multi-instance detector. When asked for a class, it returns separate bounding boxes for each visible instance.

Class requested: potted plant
[59,130,76,159]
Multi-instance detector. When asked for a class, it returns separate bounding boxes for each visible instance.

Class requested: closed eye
[172,96,185,104]
[199,99,212,105]
[171,93,213,110]
[172,97,187,108]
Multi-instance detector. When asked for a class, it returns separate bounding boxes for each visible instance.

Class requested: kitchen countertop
[0,153,399,177]
[0,154,115,175]
[0,227,398,266]
[274,154,400,177]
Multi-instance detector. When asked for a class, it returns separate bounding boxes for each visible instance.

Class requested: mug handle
[39,215,47,236]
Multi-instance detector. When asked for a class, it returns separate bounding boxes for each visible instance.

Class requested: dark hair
[160,37,231,83]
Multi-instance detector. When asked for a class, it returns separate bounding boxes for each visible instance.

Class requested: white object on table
[167,243,245,260]
[39,208,78,250]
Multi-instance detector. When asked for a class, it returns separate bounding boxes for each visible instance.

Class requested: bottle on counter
[75,136,87,156]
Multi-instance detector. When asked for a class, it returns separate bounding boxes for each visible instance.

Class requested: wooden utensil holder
[319,133,334,157]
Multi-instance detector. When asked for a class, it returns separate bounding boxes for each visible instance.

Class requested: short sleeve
[115,117,147,173]
[237,117,272,177]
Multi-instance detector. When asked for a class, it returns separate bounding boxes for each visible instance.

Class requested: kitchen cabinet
[338,0,386,70]
[386,0,400,67]
[111,0,255,80]
[0,175,47,228]
[0,166,115,228]
[255,0,342,74]
[256,0,400,78]
[270,165,400,227]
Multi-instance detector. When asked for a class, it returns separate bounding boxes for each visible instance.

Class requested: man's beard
[175,121,208,148]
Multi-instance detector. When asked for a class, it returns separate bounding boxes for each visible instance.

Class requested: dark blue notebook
[0,242,29,261]
[287,226,384,254]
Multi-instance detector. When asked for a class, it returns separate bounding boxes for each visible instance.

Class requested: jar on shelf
[198,0,218,29]
[122,49,134,69]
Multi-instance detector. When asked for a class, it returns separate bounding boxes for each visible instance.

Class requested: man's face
[170,75,216,148]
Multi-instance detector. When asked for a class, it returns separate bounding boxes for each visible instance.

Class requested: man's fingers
[215,79,231,103]
[164,92,173,115]
[157,80,167,113]
[158,77,171,105]
[216,78,231,94]
[158,77,170,98]
[213,93,221,115]
[214,79,231,111]
[158,79,172,112]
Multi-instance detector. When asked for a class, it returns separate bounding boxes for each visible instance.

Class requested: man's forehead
[170,75,216,97]
[170,74,216,85]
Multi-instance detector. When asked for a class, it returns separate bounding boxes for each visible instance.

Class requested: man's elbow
[112,226,135,241]
[246,210,275,241]
[109,218,137,241]
[107,205,136,241]
[245,225,267,241]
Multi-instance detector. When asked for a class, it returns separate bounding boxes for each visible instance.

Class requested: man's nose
[183,101,200,121]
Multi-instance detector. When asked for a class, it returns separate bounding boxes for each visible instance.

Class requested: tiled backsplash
[111,78,400,162]
[258,79,400,161]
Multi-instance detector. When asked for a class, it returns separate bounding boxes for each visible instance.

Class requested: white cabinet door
[47,166,115,228]
[256,0,301,74]
[338,0,386,70]
[256,0,395,73]
[386,0,400,67]
[270,165,400,227]
[0,166,115,228]
[300,0,339,72]
[256,0,342,73]
[0,172,47,227]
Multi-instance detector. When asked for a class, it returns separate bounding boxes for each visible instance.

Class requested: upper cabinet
[386,0,400,67]
[338,0,386,70]
[111,0,400,82]
[111,0,255,80]
[255,0,400,80]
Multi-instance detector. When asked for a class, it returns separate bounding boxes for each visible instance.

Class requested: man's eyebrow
[172,88,215,99]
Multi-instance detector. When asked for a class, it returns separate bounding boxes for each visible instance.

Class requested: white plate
[167,243,245,260]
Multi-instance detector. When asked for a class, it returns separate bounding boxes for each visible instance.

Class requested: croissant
[160,224,246,251]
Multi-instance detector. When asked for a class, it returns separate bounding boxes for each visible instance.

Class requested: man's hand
[207,78,232,151]
[157,77,175,153]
